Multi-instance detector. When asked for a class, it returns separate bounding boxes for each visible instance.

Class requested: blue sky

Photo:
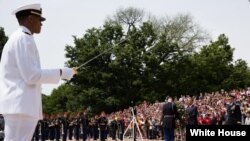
[1,0,250,95]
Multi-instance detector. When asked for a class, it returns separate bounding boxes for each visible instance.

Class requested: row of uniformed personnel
[31,111,125,141]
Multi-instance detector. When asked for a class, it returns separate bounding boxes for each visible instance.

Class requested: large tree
[43,8,250,114]
[51,8,207,114]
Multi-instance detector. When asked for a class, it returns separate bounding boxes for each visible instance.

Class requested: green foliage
[187,34,234,93]
[46,12,206,114]
[42,8,250,115]
[222,59,250,90]
[42,84,78,114]
[175,101,186,128]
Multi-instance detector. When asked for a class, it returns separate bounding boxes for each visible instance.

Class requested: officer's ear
[24,15,32,24]
[28,14,39,24]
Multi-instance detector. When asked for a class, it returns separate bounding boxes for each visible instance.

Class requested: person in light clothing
[0,3,77,141]
[245,111,250,125]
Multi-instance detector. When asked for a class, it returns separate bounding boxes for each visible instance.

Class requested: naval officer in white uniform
[0,3,77,141]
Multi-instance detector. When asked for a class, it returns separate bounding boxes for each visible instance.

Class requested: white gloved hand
[61,67,74,80]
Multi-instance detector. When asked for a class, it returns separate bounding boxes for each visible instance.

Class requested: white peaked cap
[12,3,45,21]
[12,3,42,15]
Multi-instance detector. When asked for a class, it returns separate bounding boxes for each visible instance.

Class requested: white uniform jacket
[0,26,61,119]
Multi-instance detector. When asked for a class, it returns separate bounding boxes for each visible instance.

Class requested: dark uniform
[80,113,89,141]
[117,118,125,141]
[225,103,242,125]
[88,118,94,139]
[0,115,4,141]
[186,105,198,125]
[40,118,49,141]
[110,117,118,140]
[48,117,56,140]
[235,101,242,125]
[68,116,74,140]
[161,99,178,141]
[225,95,242,125]
[32,122,40,141]
[54,117,61,141]
[99,113,108,141]
[93,116,99,140]
[73,116,81,141]
[61,116,69,141]
[225,103,237,125]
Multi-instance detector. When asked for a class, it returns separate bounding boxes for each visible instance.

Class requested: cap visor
[40,17,46,21]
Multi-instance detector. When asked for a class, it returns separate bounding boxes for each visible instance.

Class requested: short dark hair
[15,9,42,24]
[16,14,29,24]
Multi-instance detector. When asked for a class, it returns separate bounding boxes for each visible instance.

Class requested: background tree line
[1,7,250,115]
